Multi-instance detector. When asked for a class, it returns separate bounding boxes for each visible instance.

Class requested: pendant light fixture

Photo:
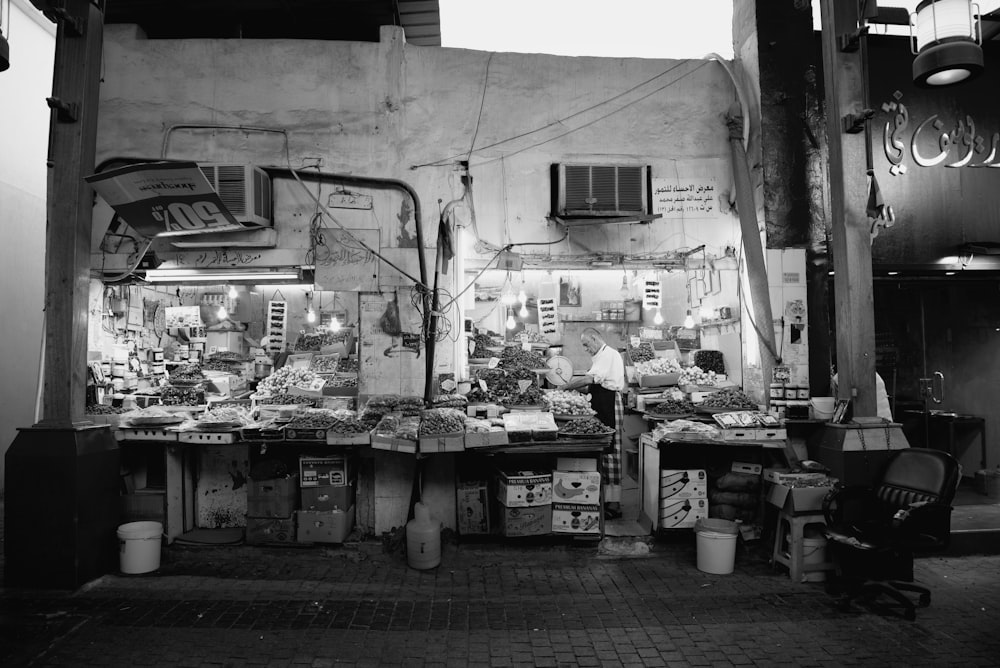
[683,310,695,329]
[911,0,983,87]
[306,292,316,323]
[500,273,518,306]
[517,273,527,306]
[227,284,238,299]
[505,308,517,330]
[619,272,631,299]
[519,302,529,318]
[653,309,664,325]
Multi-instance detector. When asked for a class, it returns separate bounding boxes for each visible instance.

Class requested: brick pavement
[2,530,999,668]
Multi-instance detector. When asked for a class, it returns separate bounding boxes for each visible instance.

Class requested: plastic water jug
[406,502,441,570]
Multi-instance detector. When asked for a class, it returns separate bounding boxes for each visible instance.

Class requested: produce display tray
[326,432,371,445]
[178,430,239,444]
[191,421,243,431]
[127,416,185,426]
[284,427,329,441]
[552,413,596,421]
[643,413,694,421]
[695,406,741,415]
[559,430,614,440]
[117,428,179,441]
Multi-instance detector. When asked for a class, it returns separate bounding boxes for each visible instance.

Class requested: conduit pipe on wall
[706,57,779,387]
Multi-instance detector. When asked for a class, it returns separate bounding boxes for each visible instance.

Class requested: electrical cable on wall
[412,59,704,170]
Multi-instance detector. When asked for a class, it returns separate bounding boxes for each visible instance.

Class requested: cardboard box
[556,456,599,472]
[466,404,503,419]
[326,431,370,445]
[762,469,830,485]
[659,498,708,529]
[551,502,601,535]
[639,372,680,388]
[552,470,602,504]
[766,482,836,515]
[370,434,418,454]
[299,456,350,487]
[245,515,297,544]
[300,483,355,512]
[295,506,355,544]
[499,504,552,537]
[731,462,763,475]
[207,331,244,355]
[496,470,552,507]
[456,480,490,535]
[659,469,707,500]
[419,433,466,453]
[247,474,299,518]
[463,428,509,448]
[117,428,178,442]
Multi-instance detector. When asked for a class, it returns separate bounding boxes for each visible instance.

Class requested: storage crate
[456,480,490,535]
[299,456,350,487]
[498,504,552,537]
[552,470,601,504]
[496,470,552,507]
[551,502,601,535]
[245,515,296,545]
[247,474,299,518]
[300,484,355,512]
[295,507,355,544]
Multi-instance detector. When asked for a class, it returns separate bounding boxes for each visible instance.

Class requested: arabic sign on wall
[86,162,259,238]
[652,177,718,219]
[313,228,380,292]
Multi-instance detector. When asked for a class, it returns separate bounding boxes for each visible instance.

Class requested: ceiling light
[519,302,529,317]
[653,309,664,326]
[911,0,983,87]
[329,317,341,333]
[228,285,238,299]
[683,310,695,329]
[505,309,517,330]
[143,268,302,284]
[217,304,228,320]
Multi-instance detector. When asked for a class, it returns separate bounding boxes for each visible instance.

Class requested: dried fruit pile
[700,387,757,410]
[507,385,543,406]
[559,417,613,435]
[431,394,467,409]
[337,358,360,373]
[635,358,683,375]
[325,410,367,435]
[285,409,341,431]
[323,375,358,388]
[470,333,495,359]
[170,364,205,382]
[627,343,654,364]
[374,414,421,440]
[311,355,340,373]
[86,404,128,414]
[693,350,726,375]
[161,385,203,406]
[294,329,351,352]
[648,399,696,416]
[258,367,316,395]
[419,408,466,436]
[198,406,253,425]
[498,348,547,370]
[542,390,594,415]
[256,393,321,407]
[678,366,722,386]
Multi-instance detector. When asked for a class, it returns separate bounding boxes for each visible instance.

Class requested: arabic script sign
[86,161,259,237]
[652,177,717,219]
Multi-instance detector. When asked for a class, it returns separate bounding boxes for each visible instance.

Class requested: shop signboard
[86,161,260,237]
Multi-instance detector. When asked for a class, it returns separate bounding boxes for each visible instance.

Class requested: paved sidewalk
[2,529,999,668]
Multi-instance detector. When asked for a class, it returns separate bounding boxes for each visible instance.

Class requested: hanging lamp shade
[911,0,983,87]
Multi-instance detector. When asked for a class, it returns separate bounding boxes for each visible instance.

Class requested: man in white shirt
[563,328,626,518]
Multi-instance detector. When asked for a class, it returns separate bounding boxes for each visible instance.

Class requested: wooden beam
[39,1,104,426]
[820,0,877,417]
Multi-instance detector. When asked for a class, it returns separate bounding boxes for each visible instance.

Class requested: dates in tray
[559,417,612,435]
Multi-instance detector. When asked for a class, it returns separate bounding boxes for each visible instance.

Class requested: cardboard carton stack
[495,469,552,537]
[659,469,708,529]
[551,457,601,535]
[245,473,298,544]
[296,455,356,544]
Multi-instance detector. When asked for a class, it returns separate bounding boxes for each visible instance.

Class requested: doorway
[873,279,999,478]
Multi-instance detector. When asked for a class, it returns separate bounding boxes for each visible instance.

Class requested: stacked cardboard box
[295,456,355,543]
[551,460,601,535]
[245,473,298,544]
[456,480,491,535]
[659,469,708,529]
[495,469,552,537]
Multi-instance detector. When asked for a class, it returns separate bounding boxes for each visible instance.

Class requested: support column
[819,0,877,417]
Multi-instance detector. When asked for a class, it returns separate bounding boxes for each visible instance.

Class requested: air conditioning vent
[552,163,650,217]
[198,163,272,227]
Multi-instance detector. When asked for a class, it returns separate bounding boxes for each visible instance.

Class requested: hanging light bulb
[227,284,238,299]
[517,273,527,305]
[619,273,631,299]
[217,304,228,320]
[329,316,341,333]
[505,309,517,330]
[683,309,695,329]
[519,302,529,317]
[653,309,664,326]
[501,278,518,306]
[307,308,316,323]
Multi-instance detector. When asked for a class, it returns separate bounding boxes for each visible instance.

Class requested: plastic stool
[771,510,835,583]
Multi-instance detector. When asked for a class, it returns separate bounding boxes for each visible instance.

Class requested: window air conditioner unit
[551,163,651,217]
[198,163,272,227]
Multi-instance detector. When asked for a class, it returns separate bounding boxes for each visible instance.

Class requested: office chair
[822,447,960,620]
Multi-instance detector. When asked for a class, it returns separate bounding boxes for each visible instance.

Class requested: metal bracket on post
[46,96,79,123]
[842,108,875,134]
[28,1,85,35]
[838,26,869,52]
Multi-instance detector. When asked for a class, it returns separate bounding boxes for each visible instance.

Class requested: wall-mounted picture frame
[559,277,580,306]
[832,398,852,424]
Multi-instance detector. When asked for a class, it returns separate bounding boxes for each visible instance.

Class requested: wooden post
[819,0,877,417]
[38,0,104,426]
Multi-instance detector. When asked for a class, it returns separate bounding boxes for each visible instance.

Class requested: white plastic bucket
[802,535,828,582]
[117,521,163,574]
[695,518,739,575]
[810,396,836,420]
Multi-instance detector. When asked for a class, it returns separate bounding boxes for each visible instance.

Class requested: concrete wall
[0,2,55,495]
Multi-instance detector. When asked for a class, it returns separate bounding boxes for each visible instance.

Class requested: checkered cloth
[603,392,624,503]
